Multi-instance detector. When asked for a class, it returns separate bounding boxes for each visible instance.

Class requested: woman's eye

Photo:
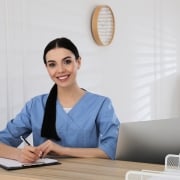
[47,63,56,67]
[64,59,72,65]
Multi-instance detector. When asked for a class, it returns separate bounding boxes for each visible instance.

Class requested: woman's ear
[77,57,81,69]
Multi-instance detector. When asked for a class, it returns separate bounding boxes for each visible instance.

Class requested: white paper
[0,157,58,169]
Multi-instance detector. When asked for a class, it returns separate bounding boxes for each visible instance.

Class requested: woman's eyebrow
[46,60,55,63]
[62,56,72,60]
[46,56,72,63]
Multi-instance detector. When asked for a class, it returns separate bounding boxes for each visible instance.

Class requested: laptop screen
[115,118,180,164]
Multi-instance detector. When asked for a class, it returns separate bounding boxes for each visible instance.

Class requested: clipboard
[0,157,60,170]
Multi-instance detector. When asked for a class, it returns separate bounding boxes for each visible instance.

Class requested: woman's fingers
[38,140,56,157]
[20,146,42,163]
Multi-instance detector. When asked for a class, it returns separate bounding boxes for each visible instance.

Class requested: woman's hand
[38,140,63,157]
[18,145,42,163]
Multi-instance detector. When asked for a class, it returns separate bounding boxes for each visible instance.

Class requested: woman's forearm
[57,146,109,159]
[0,143,43,163]
[39,140,110,159]
[0,143,20,160]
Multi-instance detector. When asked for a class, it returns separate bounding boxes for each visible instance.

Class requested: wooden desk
[0,158,164,180]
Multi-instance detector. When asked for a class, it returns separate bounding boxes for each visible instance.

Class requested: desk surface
[0,158,164,180]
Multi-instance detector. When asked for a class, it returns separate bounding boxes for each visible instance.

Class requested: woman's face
[45,47,81,88]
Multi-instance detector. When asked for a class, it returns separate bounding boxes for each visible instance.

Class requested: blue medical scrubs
[0,92,120,159]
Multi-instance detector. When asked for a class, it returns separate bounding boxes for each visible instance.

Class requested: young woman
[0,37,120,163]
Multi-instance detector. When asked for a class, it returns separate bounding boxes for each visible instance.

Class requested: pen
[20,136,31,146]
[20,136,44,158]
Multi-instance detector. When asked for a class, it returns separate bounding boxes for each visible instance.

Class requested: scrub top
[0,91,120,159]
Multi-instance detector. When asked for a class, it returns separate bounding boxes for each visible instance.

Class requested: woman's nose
[57,64,65,72]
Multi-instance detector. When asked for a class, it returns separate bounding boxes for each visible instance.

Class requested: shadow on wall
[132,28,179,121]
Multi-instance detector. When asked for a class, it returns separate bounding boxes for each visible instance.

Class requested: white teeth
[58,75,68,80]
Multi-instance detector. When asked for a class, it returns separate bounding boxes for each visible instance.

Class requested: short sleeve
[0,100,33,147]
[96,97,120,159]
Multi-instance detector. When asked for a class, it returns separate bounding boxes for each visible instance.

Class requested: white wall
[0,0,180,130]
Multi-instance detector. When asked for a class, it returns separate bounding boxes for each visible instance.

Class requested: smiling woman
[0,37,120,163]
[45,48,81,90]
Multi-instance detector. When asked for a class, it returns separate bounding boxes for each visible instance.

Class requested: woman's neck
[57,85,85,108]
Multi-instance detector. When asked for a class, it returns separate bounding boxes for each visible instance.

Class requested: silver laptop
[115,118,180,164]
